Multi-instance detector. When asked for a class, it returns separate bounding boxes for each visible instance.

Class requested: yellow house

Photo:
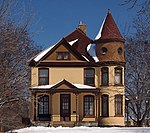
[29,10,126,127]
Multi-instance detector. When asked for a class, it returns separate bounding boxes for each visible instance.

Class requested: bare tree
[0,0,40,131]
[122,0,150,13]
[125,1,150,126]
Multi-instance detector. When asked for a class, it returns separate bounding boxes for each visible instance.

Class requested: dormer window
[56,52,70,60]
[101,47,107,55]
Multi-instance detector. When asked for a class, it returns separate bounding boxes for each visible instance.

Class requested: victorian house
[28,10,126,127]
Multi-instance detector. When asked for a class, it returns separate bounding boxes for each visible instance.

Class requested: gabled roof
[65,28,95,62]
[95,9,125,42]
[29,38,89,66]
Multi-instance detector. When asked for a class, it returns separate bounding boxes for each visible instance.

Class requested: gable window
[101,94,109,117]
[39,68,49,85]
[101,67,109,85]
[56,52,70,60]
[38,95,50,119]
[84,68,95,86]
[115,95,123,116]
[84,95,94,117]
[114,67,122,85]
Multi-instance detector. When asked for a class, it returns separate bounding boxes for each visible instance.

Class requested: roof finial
[79,21,83,25]
[108,8,111,14]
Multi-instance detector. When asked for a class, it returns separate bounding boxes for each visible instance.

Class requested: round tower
[95,9,126,126]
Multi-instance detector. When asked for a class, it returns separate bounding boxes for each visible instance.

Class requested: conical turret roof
[96,9,125,42]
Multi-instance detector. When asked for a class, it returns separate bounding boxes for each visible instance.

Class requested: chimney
[78,21,86,34]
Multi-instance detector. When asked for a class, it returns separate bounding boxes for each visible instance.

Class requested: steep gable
[65,28,95,62]
[29,38,89,66]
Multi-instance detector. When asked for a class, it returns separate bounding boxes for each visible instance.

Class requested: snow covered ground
[13,126,150,133]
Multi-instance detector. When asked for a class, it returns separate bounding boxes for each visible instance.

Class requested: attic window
[101,47,107,55]
[56,52,70,60]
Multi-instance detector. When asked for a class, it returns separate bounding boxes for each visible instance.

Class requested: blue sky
[29,0,138,48]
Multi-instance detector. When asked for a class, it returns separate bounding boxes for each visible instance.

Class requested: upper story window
[56,52,70,60]
[114,67,122,85]
[84,68,95,86]
[101,94,109,117]
[39,68,49,85]
[115,95,123,116]
[84,95,94,117]
[101,67,109,86]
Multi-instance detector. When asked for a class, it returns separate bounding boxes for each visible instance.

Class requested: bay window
[115,95,123,116]
[114,67,122,85]
[101,94,109,117]
[101,67,109,85]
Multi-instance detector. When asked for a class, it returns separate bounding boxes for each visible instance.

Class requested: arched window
[115,95,123,116]
[38,68,49,85]
[101,94,109,117]
[84,68,95,86]
[101,67,109,85]
[84,95,94,116]
[38,95,49,119]
[114,67,122,85]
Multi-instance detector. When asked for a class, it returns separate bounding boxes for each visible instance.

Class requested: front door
[60,94,71,121]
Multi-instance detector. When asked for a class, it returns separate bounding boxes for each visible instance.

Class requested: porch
[30,79,99,127]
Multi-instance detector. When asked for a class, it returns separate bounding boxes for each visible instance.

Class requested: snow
[82,55,89,62]
[95,16,106,40]
[31,80,64,89]
[87,44,99,62]
[34,44,56,62]
[31,80,96,89]
[14,126,150,133]
[73,84,96,89]
[68,39,78,46]
[86,15,107,62]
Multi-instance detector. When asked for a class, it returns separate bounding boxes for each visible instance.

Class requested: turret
[95,9,125,65]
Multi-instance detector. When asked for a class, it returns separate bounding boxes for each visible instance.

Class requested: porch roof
[31,79,97,90]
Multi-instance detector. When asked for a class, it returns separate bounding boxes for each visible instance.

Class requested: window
[56,52,70,60]
[39,68,49,85]
[101,95,109,117]
[38,95,49,117]
[101,67,109,85]
[84,95,94,116]
[101,47,107,54]
[118,47,122,55]
[115,95,123,116]
[114,68,122,85]
[84,68,95,86]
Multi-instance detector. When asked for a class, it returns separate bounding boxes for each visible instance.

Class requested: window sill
[100,85,109,87]
[84,84,95,87]
[84,115,95,118]
[114,115,124,117]
[38,84,49,86]
[114,84,124,87]
[100,116,109,117]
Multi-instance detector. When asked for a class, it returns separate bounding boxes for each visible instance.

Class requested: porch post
[95,93,98,121]
[34,93,36,121]
[76,93,78,124]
